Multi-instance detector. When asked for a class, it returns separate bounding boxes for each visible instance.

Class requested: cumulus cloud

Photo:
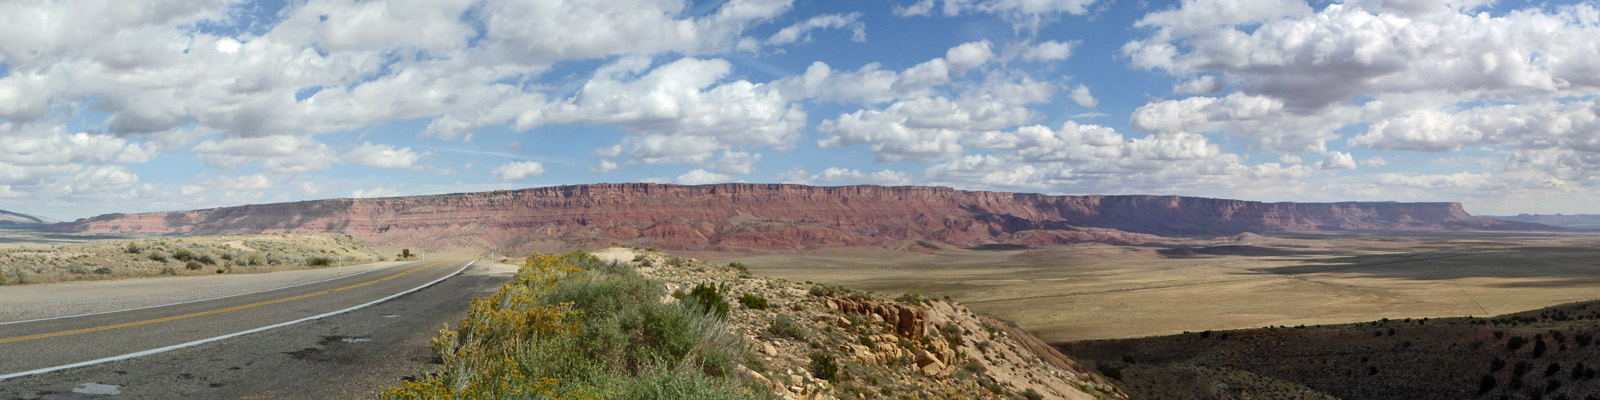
[1127,1,1600,108]
[345,142,421,169]
[1320,151,1358,170]
[1173,75,1223,95]
[778,167,913,185]
[591,160,619,173]
[894,0,1101,30]
[1018,40,1075,62]
[766,13,866,46]
[1360,156,1388,167]
[819,96,1036,161]
[351,187,403,198]
[675,169,736,185]
[191,135,339,174]
[1069,84,1097,108]
[491,161,546,180]
[944,41,994,74]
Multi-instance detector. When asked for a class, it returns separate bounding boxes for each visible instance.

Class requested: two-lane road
[0,260,472,381]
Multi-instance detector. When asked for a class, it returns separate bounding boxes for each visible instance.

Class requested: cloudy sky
[2,0,1598,220]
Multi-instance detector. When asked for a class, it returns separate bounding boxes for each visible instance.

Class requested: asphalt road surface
[0,260,516,399]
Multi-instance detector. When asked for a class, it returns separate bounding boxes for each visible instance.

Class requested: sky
[2,0,1598,221]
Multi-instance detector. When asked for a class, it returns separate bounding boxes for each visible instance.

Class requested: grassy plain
[706,231,1600,342]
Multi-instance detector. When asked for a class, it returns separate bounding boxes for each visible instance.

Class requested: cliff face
[55,183,1541,252]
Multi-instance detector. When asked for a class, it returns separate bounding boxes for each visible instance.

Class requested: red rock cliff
[54,183,1540,252]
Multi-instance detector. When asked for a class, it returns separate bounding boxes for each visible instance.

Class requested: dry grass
[706,231,1600,342]
[0,232,388,285]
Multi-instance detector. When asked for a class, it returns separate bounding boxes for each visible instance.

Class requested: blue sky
[2,0,1599,220]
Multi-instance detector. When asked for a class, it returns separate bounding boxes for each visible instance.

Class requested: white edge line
[0,260,476,382]
[0,262,410,326]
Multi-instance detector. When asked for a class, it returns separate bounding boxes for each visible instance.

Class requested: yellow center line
[0,261,446,344]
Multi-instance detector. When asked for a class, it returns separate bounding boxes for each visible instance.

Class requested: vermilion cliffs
[53,183,1543,252]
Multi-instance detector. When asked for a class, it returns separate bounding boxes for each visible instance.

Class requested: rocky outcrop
[53,183,1545,252]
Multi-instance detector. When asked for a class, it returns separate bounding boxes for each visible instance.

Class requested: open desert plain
[8,0,1600,399]
[714,231,1600,342]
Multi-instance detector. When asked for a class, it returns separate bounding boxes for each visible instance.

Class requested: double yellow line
[0,261,443,344]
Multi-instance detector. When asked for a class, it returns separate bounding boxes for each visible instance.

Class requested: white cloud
[1360,156,1388,167]
[778,167,912,185]
[1320,151,1358,170]
[1173,75,1223,95]
[491,161,546,180]
[1019,40,1074,62]
[345,142,420,169]
[894,0,1101,31]
[351,187,402,198]
[191,135,338,174]
[1127,1,1600,109]
[766,13,866,46]
[819,96,1035,161]
[1130,92,1355,153]
[68,165,140,195]
[675,169,736,185]
[944,41,994,74]
[1279,154,1303,164]
[591,160,619,173]
[1069,84,1097,108]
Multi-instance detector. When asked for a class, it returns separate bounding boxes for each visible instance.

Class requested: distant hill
[0,209,58,225]
[52,183,1550,253]
[1487,214,1600,230]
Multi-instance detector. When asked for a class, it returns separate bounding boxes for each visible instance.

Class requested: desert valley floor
[704,231,1600,342]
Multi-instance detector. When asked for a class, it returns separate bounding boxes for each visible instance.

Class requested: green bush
[125,241,140,254]
[93,267,113,275]
[173,248,196,262]
[195,253,218,265]
[147,252,168,262]
[809,352,839,381]
[185,261,203,271]
[685,283,730,318]
[384,251,759,400]
[768,315,807,341]
[306,256,334,267]
[1022,388,1045,400]
[728,262,748,272]
[738,293,769,310]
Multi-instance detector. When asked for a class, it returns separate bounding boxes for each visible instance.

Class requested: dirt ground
[703,231,1600,342]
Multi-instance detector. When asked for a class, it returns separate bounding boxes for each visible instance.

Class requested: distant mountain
[1487,214,1600,230]
[53,183,1550,252]
[0,209,58,225]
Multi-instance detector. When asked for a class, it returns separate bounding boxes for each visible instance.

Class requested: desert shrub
[728,262,748,272]
[147,252,168,262]
[382,251,758,400]
[684,283,729,318]
[172,248,196,262]
[306,256,334,267]
[768,315,807,341]
[1022,388,1045,400]
[895,293,923,305]
[93,267,112,275]
[809,352,839,380]
[185,260,204,271]
[125,241,140,254]
[1509,336,1529,352]
[194,253,218,265]
[1546,362,1562,377]
[1479,374,1497,394]
[159,266,177,276]
[1491,358,1507,372]
[738,293,769,310]
[67,262,91,274]
[1097,362,1123,381]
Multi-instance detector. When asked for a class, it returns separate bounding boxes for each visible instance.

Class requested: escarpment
[54,183,1544,252]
